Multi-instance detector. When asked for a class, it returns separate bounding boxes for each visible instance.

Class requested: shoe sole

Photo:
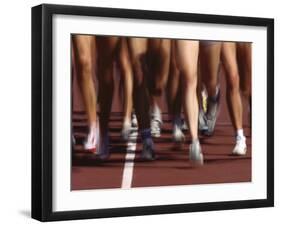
[232,148,247,156]
[151,132,161,138]
[189,150,204,166]
[190,154,204,166]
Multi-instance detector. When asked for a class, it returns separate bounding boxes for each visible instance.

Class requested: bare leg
[72,35,97,151]
[237,42,252,126]
[96,36,119,158]
[221,42,243,131]
[175,40,203,165]
[199,41,222,135]
[221,42,247,155]
[117,38,133,139]
[175,40,199,140]
[127,37,155,160]
[147,38,171,137]
[200,42,222,97]
[167,41,184,141]
[167,41,181,118]
[127,38,150,130]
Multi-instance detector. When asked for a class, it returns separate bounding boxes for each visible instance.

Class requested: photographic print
[71,36,252,190]
[32,4,273,221]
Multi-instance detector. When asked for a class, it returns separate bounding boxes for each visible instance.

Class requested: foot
[83,128,98,153]
[141,138,155,161]
[151,117,161,138]
[189,139,204,166]
[204,89,220,136]
[121,121,132,141]
[232,136,247,156]
[96,132,110,160]
[173,121,185,142]
[181,119,189,131]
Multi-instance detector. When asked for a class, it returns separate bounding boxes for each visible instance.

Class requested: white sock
[89,122,97,136]
[192,138,199,144]
[152,104,161,120]
[237,129,245,140]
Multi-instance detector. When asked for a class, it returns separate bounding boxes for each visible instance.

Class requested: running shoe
[121,121,131,141]
[232,136,247,156]
[83,127,98,153]
[151,117,162,137]
[189,139,204,166]
[141,138,155,161]
[173,117,185,142]
[198,108,208,133]
[150,108,162,138]
[182,119,189,131]
[204,89,221,136]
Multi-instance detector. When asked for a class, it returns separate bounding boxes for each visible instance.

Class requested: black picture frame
[32,3,274,222]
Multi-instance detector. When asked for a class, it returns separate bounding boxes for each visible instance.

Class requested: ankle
[191,138,199,144]
[236,129,245,140]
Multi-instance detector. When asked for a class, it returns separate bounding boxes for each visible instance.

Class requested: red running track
[71,70,251,190]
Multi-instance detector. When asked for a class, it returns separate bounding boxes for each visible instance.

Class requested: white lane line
[121,130,138,189]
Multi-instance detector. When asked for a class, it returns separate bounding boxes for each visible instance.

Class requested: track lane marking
[121,129,138,189]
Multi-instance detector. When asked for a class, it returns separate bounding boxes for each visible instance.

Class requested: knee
[227,71,240,92]
[119,61,132,81]
[182,69,198,90]
[132,59,144,87]
[76,54,92,81]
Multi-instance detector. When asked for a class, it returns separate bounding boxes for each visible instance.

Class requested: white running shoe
[83,127,99,153]
[173,122,185,142]
[151,108,162,138]
[151,118,161,138]
[189,139,204,166]
[232,136,247,156]
[121,121,131,141]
